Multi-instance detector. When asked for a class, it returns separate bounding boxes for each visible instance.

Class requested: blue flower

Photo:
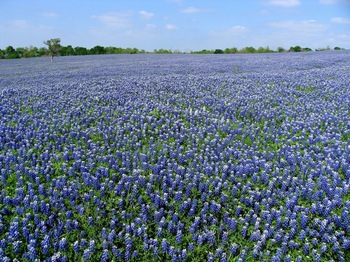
[82,248,91,261]
[175,230,182,244]
[59,238,67,251]
[100,249,109,262]
[230,243,238,255]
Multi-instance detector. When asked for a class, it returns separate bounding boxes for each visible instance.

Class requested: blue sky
[1,0,350,51]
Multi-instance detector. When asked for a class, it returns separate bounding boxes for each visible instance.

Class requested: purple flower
[83,248,91,261]
[59,237,67,251]
[176,230,182,244]
[73,240,79,253]
[101,249,109,262]
[230,243,238,255]
[161,238,170,253]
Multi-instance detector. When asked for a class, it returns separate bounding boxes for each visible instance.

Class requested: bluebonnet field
[0,51,350,261]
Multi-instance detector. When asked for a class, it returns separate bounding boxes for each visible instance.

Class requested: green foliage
[89,45,105,55]
[60,45,75,56]
[240,46,256,53]
[277,47,285,52]
[214,49,224,54]
[341,132,350,142]
[2,41,345,59]
[289,46,301,52]
[4,45,20,59]
[43,38,62,60]
[224,47,238,54]
[296,86,316,93]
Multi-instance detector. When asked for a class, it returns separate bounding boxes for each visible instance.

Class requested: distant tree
[302,47,312,52]
[154,48,172,54]
[214,49,224,54]
[60,45,75,56]
[191,49,213,54]
[289,46,301,52]
[277,47,285,52]
[334,47,343,50]
[224,47,238,54]
[90,45,105,55]
[0,49,4,59]
[74,46,88,55]
[257,46,273,53]
[44,38,62,61]
[38,47,48,57]
[125,47,139,54]
[16,47,26,57]
[21,46,39,58]
[240,46,256,53]
[5,46,20,59]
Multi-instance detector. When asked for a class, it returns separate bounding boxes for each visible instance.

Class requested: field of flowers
[0,51,350,261]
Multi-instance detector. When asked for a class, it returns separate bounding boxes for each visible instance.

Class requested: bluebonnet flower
[230,243,238,255]
[207,252,214,262]
[100,249,109,262]
[241,224,248,238]
[332,239,340,252]
[303,242,310,255]
[157,227,163,238]
[250,230,261,242]
[342,238,350,250]
[82,248,91,261]
[27,244,36,261]
[221,231,228,244]
[161,238,170,253]
[59,237,67,251]
[13,240,22,254]
[73,240,79,253]
[207,230,216,245]
[176,229,182,244]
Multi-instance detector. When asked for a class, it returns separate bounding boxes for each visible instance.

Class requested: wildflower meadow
[0,51,350,261]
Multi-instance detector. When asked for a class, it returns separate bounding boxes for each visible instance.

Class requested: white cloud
[267,0,301,7]
[139,10,154,20]
[181,7,212,14]
[40,12,58,18]
[165,24,178,30]
[269,20,328,32]
[92,12,131,28]
[330,17,350,24]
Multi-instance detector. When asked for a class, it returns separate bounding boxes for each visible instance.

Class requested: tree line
[0,38,345,59]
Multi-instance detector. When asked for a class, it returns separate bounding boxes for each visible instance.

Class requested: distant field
[0,51,350,261]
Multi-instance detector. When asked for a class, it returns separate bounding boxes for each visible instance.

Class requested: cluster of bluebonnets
[0,51,350,261]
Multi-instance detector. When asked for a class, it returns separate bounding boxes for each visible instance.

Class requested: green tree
[302,47,312,52]
[289,46,301,52]
[214,49,224,54]
[90,45,105,55]
[43,38,62,61]
[60,45,75,56]
[5,46,20,59]
[240,46,256,53]
[224,47,238,54]
[277,47,285,52]
[74,46,88,55]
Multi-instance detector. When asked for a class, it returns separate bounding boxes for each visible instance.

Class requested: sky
[1,0,350,51]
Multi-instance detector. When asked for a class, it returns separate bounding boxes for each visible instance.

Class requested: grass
[296,86,316,93]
